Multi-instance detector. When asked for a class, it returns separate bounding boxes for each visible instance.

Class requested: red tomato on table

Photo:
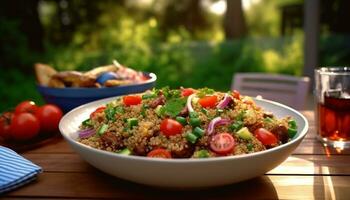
[0,112,13,140]
[35,104,63,133]
[10,113,40,140]
[15,101,38,114]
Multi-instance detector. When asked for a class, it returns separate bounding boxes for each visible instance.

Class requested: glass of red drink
[315,67,350,149]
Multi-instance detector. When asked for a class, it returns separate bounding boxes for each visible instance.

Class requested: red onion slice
[217,93,232,109]
[78,128,96,138]
[207,117,231,135]
[187,94,195,113]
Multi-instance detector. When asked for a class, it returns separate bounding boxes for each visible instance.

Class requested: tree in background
[224,0,247,39]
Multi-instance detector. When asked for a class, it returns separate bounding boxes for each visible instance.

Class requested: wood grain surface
[2,111,350,199]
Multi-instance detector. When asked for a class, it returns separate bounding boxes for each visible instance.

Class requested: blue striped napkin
[0,146,42,194]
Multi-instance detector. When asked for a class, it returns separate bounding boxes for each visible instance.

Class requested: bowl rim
[37,72,157,91]
[59,96,309,163]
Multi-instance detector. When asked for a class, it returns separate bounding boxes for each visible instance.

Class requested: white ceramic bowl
[59,97,308,188]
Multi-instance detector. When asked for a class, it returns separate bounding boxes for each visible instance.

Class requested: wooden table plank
[5,172,350,200]
[293,138,350,155]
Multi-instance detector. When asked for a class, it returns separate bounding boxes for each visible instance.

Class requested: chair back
[232,73,310,110]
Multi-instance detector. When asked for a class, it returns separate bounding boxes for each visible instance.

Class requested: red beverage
[317,95,350,141]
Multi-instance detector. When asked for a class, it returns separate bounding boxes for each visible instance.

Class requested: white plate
[59,96,308,188]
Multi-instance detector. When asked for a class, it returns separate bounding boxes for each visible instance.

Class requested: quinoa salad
[77,87,298,159]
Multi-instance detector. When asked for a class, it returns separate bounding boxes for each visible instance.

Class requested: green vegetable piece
[142,93,157,99]
[193,127,205,137]
[117,148,132,155]
[189,111,198,118]
[229,121,244,132]
[197,88,215,98]
[176,116,187,126]
[264,117,274,123]
[115,106,124,114]
[288,119,297,129]
[200,108,208,115]
[288,128,297,138]
[155,105,163,116]
[236,127,253,140]
[97,124,108,136]
[82,119,92,127]
[189,117,201,127]
[127,118,138,129]
[105,107,116,122]
[247,143,253,151]
[235,111,246,121]
[141,104,149,117]
[185,132,198,144]
[195,150,210,158]
[162,98,187,117]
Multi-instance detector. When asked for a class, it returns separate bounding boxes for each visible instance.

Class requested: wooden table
[2,111,350,199]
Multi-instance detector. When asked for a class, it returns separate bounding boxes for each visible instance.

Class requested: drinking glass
[315,67,350,149]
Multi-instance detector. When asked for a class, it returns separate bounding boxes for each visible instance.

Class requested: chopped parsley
[104,104,124,122]
[160,98,187,117]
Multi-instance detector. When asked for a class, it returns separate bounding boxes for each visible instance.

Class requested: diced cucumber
[236,127,253,140]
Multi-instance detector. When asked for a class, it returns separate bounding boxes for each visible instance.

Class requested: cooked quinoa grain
[77,88,297,158]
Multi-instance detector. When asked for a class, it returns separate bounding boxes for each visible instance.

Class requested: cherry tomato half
[15,101,38,114]
[198,95,218,108]
[123,95,142,106]
[10,113,40,140]
[35,104,63,133]
[232,90,240,99]
[254,128,278,146]
[90,106,106,119]
[181,88,195,97]
[160,118,183,136]
[210,133,235,155]
[0,112,13,140]
[147,148,172,158]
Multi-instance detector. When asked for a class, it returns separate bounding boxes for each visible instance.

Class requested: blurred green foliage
[1,0,349,112]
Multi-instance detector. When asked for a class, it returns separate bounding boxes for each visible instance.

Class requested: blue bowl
[37,72,156,113]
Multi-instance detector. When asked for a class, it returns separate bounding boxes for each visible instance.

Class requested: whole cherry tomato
[35,104,63,133]
[0,112,13,140]
[15,101,38,114]
[10,113,40,140]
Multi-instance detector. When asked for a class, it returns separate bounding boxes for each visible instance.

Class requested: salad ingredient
[160,118,183,136]
[210,133,235,154]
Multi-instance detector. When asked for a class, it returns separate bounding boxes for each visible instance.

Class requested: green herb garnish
[197,88,215,98]
[161,98,186,117]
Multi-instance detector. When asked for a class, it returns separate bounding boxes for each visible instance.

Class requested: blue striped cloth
[0,146,42,194]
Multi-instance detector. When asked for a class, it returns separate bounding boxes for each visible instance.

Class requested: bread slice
[34,63,57,86]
